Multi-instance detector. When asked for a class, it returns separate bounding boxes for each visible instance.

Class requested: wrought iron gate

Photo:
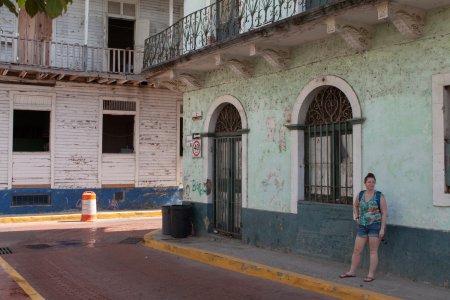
[214,135,242,238]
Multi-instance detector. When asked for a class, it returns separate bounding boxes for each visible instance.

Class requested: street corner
[141,231,400,300]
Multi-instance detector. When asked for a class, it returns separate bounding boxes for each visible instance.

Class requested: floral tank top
[358,190,383,226]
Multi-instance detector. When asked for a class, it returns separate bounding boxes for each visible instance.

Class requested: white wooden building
[0,0,184,213]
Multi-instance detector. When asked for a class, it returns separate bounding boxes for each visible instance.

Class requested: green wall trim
[285,118,365,130]
[200,129,250,137]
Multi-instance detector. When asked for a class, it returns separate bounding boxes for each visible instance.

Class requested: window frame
[107,0,138,20]
[102,114,136,154]
[432,73,450,206]
[176,101,183,185]
[12,109,51,152]
[99,98,138,155]
[290,76,362,214]
[98,97,139,187]
[8,92,56,189]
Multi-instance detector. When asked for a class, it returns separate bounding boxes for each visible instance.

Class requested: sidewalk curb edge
[0,210,162,223]
[143,230,401,300]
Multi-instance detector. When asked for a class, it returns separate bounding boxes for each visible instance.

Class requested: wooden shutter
[18,10,52,65]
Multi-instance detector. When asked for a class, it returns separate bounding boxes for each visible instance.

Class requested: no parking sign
[191,139,202,158]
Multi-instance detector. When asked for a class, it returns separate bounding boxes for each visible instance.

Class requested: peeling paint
[203,215,210,230]
[261,171,284,193]
[266,118,276,142]
[182,7,450,231]
[279,126,287,152]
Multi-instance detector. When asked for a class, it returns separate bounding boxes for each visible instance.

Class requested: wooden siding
[54,90,99,188]
[138,89,178,186]
[12,153,51,186]
[0,82,181,190]
[53,0,181,46]
[174,0,184,22]
[54,0,103,47]
[0,0,180,48]
[141,0,183,35]
[102,154,136,185]
[0,90,9,188]
[0,7,16,35]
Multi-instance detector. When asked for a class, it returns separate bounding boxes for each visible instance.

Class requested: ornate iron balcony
[144,0,335,69]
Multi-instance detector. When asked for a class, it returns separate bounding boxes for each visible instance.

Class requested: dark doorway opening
[108,18,135,73]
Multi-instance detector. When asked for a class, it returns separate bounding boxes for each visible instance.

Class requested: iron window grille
[304,87,353,205]
[12,194,51,206]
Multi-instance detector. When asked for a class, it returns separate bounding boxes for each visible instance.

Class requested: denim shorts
[357,222,381,238]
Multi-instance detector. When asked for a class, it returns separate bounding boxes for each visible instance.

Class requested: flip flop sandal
[363,276,375,282]
[339,273,356,278]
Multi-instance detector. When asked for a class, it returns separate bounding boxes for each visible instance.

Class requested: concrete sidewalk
[144,230,450,300]
[0,210,162,223]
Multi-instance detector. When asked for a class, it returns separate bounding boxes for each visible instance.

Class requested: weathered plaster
[183,7,450,231]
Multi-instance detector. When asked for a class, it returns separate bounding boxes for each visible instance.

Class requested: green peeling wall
[181,5,450,286]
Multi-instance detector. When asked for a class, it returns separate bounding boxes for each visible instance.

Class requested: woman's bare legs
[346,236,367,275]
[367,236,381,279]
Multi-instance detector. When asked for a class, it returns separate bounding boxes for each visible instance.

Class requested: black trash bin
[161,205,171,235]
[170,204,192,238]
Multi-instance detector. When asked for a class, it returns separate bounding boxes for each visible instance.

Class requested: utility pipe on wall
[169,0,174,25]
[84,0,90,45]
[83,0,90,71]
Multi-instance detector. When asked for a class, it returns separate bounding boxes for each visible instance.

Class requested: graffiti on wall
[192,180,208,196]
[185,179,212,197]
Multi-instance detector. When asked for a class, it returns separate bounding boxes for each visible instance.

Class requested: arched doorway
[304,86,353,204]
[213,103,243,238]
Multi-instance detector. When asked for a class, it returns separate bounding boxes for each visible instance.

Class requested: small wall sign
[192,111,203,120]
[191,139,202,158]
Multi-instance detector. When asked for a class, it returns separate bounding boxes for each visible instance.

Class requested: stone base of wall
[188,201,450,287]
[0,187,180,214]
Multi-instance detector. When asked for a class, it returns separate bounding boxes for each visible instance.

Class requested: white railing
[0,34,143,75]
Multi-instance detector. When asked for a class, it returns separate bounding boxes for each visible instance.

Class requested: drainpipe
[83,0,90,71]
[169,0,174,25]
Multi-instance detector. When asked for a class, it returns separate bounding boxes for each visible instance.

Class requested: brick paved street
[0,219,335,300]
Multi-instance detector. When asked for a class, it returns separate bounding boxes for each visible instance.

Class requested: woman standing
[340,173,387,282]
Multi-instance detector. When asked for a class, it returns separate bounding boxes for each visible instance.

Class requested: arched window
[215,103,242,133]
[304,86,353,204]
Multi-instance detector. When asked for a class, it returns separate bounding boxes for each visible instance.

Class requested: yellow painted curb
[0,257,44,300]
[143,230,402,300]
[0,210,162,223]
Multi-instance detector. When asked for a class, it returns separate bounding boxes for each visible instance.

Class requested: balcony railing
[144,0,335,69]
[0,34,143,75]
